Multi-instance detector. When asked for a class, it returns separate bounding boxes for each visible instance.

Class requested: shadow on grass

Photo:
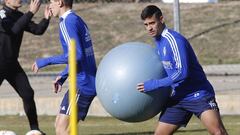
[93,129,206,135]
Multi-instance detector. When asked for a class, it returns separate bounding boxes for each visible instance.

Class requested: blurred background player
[0,0,51,134]
[137,5,228,135]
[32,0,97,135]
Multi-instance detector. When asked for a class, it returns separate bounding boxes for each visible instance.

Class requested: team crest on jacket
[162,61,173,69]
[0,10,6,19]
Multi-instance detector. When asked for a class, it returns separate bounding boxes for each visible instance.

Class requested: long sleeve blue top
[36,10,97,96]
[144,27,215,101]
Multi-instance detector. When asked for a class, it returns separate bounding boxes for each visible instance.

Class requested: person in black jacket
[0,0,51,134]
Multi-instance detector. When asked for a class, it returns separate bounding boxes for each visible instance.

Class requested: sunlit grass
[0,115,239,135]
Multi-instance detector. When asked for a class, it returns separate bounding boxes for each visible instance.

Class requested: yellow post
[69,39,78,135]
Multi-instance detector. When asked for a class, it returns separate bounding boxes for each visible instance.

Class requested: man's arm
[33,16,84,82]
[35,18,85,68]
[25,19,49,35]
[32,54,68,76]
[36,54,68,68]
[137,37,188,92]
[51,65,68,94]
[32,61,68,91]
[57,65,69,85]
[9,0,41,34]
[25,5,51,35]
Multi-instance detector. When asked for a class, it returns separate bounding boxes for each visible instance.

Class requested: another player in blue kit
[32,0,96,135]
[137,5,228,135]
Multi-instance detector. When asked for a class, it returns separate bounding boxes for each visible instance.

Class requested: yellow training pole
[69,39,78,135]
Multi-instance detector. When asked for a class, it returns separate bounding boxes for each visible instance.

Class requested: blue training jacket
[144,27,215,101]
[36,10,97,96]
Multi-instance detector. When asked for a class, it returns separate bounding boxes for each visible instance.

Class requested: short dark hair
[63,0,73,8]
[141,5,162,20]
[51,0,73,8]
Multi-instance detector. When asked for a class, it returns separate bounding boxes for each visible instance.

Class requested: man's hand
[29,0,41,14]
[31,62,39,73]
[137,83,145,92]
[53,76,63,94]
[44,5,52,19]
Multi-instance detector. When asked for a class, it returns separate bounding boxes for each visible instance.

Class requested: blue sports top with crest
[36,10,97,96]
[143,27,215,101]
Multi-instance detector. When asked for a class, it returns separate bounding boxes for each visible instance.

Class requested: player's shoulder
[66,12,78,20]
[162,28,188,45]
[65,12,84,25]
[162,28,183,39]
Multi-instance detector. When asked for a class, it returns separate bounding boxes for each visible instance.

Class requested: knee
[154,131,170,135]
[22,95,34,103]
[55,117,69,135]
[21,89,34,102]
[55,126,62,135]
[154,128,163,135]
[154,127,172,135]
[154,131,162,135]
[55,121,64,135]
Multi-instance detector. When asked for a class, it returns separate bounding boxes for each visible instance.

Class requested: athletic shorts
[59,90,95,121]
[159,96,219,127]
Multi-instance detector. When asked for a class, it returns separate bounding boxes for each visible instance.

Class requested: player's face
[143,15,164,38]
[5,0,22,9]
[49,0,61,17]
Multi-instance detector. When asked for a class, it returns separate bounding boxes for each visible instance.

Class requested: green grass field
[0,115,239,135]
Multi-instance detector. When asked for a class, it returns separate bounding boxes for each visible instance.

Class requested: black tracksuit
[0,6,49,130]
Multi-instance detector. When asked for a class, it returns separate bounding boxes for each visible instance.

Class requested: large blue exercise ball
[96,42,172,122]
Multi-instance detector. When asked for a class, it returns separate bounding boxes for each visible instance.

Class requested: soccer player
[137,5,228,135]
[0,0,50,134]
[31,0,97,135]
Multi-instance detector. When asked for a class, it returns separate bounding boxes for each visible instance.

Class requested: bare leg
[55,114,70,135]
[154,122,180,135]
[200,110,228,135]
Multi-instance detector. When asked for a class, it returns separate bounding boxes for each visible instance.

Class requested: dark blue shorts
[59,90,95,121]
[159,96,219,126]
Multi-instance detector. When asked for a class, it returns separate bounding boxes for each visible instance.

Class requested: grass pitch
[0,115,239,135]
